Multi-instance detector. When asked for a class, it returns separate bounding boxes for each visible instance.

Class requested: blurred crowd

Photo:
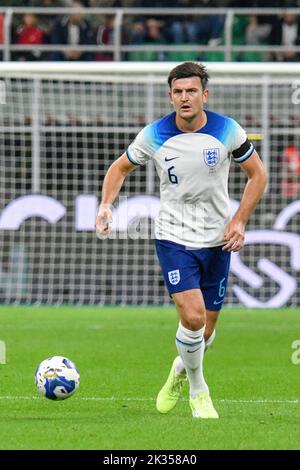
[0,0,300,61]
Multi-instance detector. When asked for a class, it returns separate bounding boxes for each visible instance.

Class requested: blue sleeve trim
[126,149,140,166]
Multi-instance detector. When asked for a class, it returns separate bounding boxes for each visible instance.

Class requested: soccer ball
[35,356,80,400]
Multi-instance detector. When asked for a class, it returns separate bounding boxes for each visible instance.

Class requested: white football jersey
[126,110,254,248]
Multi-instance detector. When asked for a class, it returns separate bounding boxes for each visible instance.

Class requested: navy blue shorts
[155,239,231,311]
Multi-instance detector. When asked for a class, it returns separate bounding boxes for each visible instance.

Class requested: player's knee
[183,312,205,331]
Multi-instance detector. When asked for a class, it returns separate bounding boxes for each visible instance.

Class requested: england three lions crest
[203,148,220,167]
[168,269,180,286]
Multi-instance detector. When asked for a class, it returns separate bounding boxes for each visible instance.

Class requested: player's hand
[222,219,245,252]
[95,204,113,238]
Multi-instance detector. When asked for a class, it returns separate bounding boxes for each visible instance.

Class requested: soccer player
[95,62,268,419]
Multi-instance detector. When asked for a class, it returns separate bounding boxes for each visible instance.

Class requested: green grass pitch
[0,305,299,450]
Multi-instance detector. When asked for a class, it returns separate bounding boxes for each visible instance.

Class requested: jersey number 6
[168,166,178,185]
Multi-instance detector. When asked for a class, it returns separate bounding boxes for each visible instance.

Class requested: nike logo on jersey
[213,299,223,305]
[164,156,179,162]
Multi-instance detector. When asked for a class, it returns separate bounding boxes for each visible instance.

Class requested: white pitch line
[219,399,300,404]
[0,396,299,404]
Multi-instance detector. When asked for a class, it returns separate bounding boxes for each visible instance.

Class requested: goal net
[1,62,300,307]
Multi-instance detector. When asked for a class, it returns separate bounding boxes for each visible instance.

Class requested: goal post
[0,62,300,307]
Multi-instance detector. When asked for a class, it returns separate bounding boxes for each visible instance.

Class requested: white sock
[205,329,216,352]
[174,329,216,374]
[173,356,185,375]
[175,322,208,397]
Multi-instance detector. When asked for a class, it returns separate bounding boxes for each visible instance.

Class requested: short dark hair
[168,62,209,91]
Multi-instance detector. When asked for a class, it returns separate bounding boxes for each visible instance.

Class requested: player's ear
[203,89,209,104]
[168,90,173,104]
